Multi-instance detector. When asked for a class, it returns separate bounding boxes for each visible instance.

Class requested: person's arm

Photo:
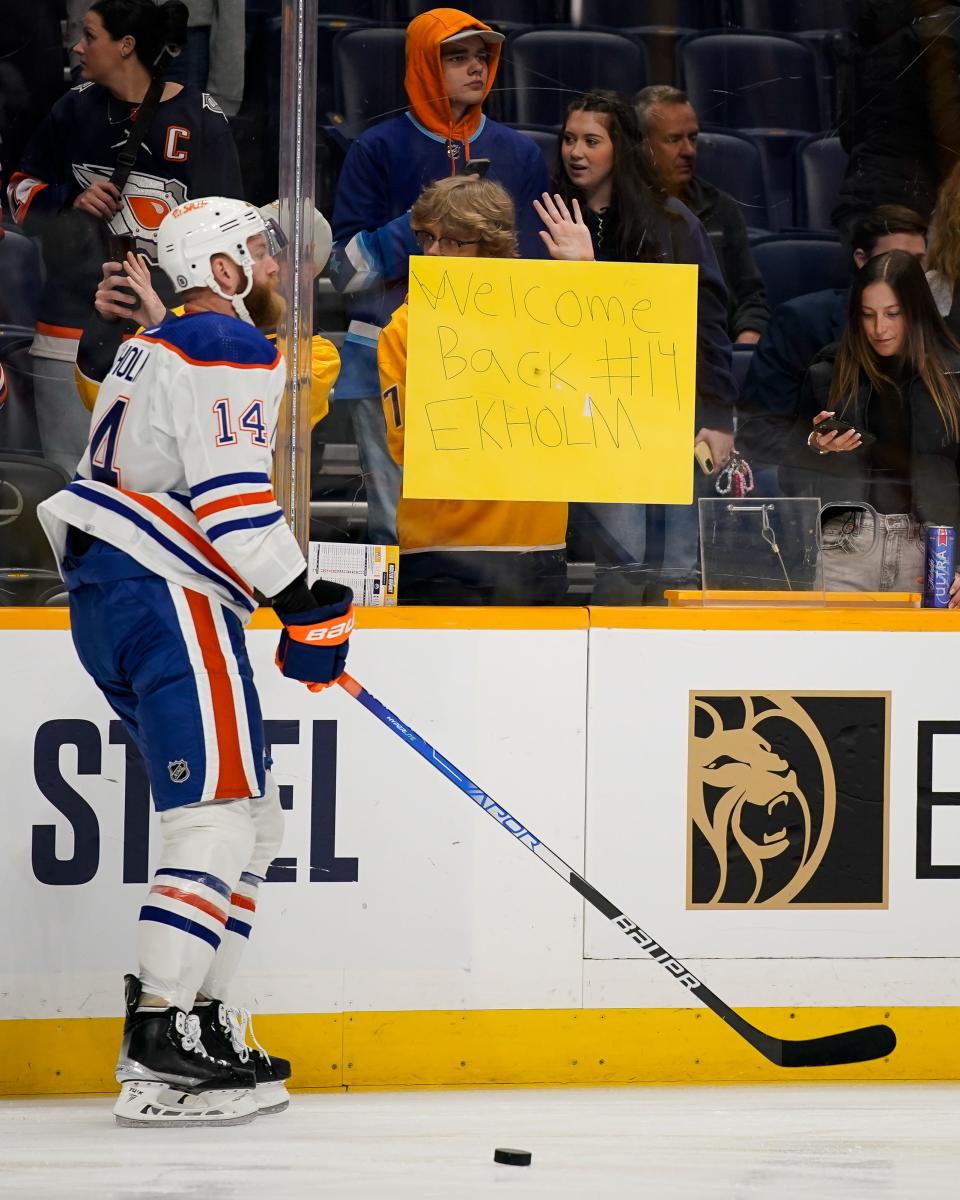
[716,196,770,341]
[206,0,245,118]
[511,138,553,259]
[328,208,419,295]
[670,204,736,442]
[308,336,340,428]
[328,136,401,293]
[378,305,409,467]
[6,103,81,230]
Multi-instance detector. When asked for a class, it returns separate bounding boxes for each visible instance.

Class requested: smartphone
[463,158,491,179]
[815,418,877,447]
[694,440,715,474]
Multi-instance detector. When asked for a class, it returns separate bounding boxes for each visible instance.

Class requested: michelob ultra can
[923,525,955,608]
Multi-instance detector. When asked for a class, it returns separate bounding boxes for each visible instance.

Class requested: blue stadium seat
[332,26,407,133]
[0,450,71,605]
[677,32,823,132]
[795,135,848,231]
[0,332,42,456]
[678,33,824,228]
[507,29,648,128]
[513,125,559,173]
[751,233,848,309]
[578,0,723,26]
[404,0,545,24]
[695,128,773,231]
[733,0,856,31]
[0,225,42,328]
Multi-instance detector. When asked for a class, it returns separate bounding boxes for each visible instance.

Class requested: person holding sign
[535,91,737,602]
[378,175,568,604]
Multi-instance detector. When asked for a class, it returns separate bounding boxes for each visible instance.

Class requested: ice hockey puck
[494,1148,532,1167]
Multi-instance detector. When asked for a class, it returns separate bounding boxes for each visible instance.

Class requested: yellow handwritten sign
[403,256,698,503]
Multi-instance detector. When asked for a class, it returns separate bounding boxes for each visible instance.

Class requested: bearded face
[245,275,285,331]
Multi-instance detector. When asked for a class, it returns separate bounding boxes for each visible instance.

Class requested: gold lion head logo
[688,694,836,906]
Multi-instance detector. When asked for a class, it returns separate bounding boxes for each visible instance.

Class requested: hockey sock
[138,798,255,1012]
[198,871,263,1001]
[199,774,283,1001]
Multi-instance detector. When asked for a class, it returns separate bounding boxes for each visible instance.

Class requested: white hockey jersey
[38,310,306,623]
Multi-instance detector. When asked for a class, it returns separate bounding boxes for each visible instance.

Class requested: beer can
[923,525,956,608]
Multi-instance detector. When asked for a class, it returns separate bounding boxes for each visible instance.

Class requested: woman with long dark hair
[793,249,960,594]
[8,0,242,476]
[534,91,737,601]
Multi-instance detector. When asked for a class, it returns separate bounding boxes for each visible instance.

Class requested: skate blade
[255,1081,290,1115]
[113,1082,258,1128]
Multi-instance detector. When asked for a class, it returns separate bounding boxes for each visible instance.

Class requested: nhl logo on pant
[168,759,191,784]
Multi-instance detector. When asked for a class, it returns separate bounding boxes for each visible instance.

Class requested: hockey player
[37,196,354,1127]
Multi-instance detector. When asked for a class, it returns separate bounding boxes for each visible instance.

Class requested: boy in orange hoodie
[329,8,550,546]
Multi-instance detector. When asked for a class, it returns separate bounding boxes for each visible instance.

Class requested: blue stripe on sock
[140,905,222,950]
[155,868,231,901]
[239,871,263,886]
[225,917,252,939]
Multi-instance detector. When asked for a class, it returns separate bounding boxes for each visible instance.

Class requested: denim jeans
[821,510,925,593]
[349,394,402,546]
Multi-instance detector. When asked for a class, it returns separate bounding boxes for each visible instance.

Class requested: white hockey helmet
[157,196,286,322]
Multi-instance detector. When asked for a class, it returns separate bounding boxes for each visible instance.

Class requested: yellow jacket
[378,301,567,553]
[76,308,339,429]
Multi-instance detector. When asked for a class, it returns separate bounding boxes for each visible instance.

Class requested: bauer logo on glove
[274,577,354,690]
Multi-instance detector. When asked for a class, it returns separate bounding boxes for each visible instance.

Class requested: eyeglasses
[413,230,480,253]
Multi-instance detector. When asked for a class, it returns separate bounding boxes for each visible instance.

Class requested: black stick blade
[776,1023,897,1068]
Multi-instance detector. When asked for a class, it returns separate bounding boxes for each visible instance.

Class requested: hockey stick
[338,673,896,1068]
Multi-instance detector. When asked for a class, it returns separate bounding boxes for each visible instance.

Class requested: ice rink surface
[2,1084,959,1199]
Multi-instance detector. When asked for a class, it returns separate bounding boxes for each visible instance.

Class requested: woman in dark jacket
[534,91,737,600]
[789,249,960,594]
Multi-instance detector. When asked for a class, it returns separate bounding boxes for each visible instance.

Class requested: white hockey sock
[199,870,263,1000]
[137,799,255,1012]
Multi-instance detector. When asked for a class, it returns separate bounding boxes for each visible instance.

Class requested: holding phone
[815,417,877,448]
[694,440,715,474]
[463,158,491,179]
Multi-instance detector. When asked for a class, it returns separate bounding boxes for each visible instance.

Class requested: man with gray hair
[636,84,770,345]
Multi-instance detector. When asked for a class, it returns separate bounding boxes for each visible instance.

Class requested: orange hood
[404,8,501,157]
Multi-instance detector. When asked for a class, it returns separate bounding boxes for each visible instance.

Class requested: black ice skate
[193,997,292,1114]
[114,975,258,1127]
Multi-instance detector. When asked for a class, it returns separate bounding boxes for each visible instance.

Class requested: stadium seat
[733,0,856,31]
[574,4,720,87]
[795,135,848,231]
[404,0,545,25]
[678,33,824,229]
[578,1,723,26]
[332,26,407,133]
[0,333,42,456]
[0,451,70,606]
[677,32,823,132]
[508,29,648,128]
[695,128,772,231]
[513,125,559,172]
[0,225,42,328]
[751,234,848,309]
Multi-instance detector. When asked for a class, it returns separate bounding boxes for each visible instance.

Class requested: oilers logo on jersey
[72,164,189,258]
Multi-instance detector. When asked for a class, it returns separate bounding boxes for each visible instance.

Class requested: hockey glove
[274,576,354,691]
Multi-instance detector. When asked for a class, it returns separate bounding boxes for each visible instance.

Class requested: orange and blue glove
[273,575,354,691]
